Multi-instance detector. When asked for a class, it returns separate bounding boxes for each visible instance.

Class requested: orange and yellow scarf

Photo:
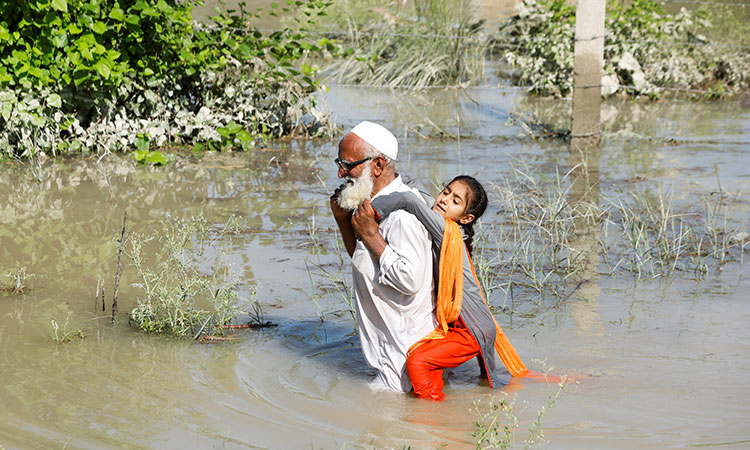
[409,218,531,378]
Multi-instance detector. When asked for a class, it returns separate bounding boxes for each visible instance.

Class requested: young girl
[369,175,533,401]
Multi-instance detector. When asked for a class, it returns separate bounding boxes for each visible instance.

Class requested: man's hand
[330,184,351,222]
[352,200,387,258]
[330,183,357,258]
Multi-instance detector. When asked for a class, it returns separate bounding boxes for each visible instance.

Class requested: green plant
[50,312,85,343]
[2,266,31,295]
[604,184,746,280]
[473,377,568,449]
[496,0,576,97]
[304,258,355,320]
[133,149,167,165]
[484,162,605,304]
[127,214,250,338]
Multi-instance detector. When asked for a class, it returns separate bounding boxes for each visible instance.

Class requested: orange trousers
[405,321,481,401]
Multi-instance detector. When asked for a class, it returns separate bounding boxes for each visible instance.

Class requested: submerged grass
[473,161,747,308]
[475,162,605,306]
[127,214,259,339]
[607,187,747,278]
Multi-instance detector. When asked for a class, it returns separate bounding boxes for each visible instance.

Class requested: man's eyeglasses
[335,157,373,172]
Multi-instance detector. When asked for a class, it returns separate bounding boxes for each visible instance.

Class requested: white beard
[338,164,374,211]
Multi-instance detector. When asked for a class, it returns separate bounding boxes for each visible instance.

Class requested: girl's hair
[448,175,487,256]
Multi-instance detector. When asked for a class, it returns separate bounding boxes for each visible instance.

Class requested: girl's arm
[371,191,446,247]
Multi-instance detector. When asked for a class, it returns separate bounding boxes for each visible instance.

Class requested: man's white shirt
[351,175,436,393]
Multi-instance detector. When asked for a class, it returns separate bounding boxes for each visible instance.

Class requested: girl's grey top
[371,185,509,388]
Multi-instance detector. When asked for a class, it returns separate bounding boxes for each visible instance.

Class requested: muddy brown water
[2,86,749,449]
[2,2,750,445]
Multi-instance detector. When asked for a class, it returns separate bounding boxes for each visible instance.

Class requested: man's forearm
[359,231,387,259]
[335,215,357,258]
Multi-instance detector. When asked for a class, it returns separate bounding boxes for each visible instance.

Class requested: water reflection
[568,140,605,354]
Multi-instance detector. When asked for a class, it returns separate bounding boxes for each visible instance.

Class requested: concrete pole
[570,0,606,152]
[568,0,605,313]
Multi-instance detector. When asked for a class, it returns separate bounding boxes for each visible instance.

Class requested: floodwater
[3,5,750,450]
[2,86,749,448]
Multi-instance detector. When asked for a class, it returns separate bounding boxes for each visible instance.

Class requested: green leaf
[135,135,149,152]
[92,21,106,34]
[68,24,82,34]
[155,0,171,12]
[109,7,125,21]
[146,151,166,165]
[47,93,62,108]
[236,130,253,144]
[51,0,67,12]
[28,67,47,80]
[301,63,312,75]
[134,149,148,163]
[94,60,111,78]
[73,68,90,86]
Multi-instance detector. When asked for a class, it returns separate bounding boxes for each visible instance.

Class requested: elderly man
[330,121,436,393]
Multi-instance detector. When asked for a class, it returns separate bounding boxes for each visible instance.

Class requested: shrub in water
[495,0,749,98]
[127,215,250,339]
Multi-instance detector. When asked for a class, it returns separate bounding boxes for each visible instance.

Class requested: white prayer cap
[350,121,398,160]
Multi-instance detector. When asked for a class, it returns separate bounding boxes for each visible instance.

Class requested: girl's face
[432,181,475,224]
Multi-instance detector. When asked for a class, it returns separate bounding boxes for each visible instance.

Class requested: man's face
[336,134,375,211]
[336,134,372,181]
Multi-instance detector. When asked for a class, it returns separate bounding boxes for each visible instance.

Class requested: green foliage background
[497,0,749,98]
[0,0,335,158]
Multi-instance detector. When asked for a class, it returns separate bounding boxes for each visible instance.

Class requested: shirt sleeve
[371,191,446,247]
[377,211,430,296]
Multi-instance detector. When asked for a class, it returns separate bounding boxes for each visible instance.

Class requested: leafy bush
[0,0,335,158]
[495,0,576,97]
[495,0,749,98]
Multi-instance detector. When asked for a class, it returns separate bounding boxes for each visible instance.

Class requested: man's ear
[371,156,386,177]
[459,214,475,225]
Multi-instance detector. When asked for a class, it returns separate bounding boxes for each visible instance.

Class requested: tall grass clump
[607,187,747,278]
[477,162,606,305]
[0,0,334,159]
[127,215,252,339]
[495,0,750,98]
[299,0,487,89]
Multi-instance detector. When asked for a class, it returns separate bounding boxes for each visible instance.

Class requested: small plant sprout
[50,312,85,344]
[4,267,32,295]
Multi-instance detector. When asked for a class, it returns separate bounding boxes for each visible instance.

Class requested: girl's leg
[406,325,481,401]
